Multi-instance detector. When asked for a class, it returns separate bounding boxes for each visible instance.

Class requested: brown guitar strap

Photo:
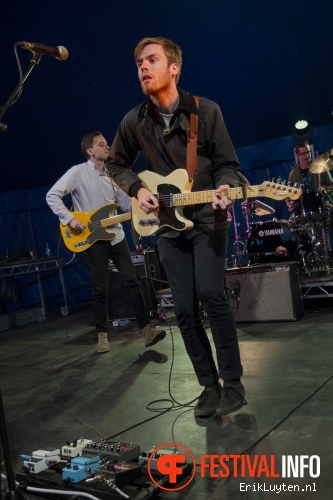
[186,95,199,183]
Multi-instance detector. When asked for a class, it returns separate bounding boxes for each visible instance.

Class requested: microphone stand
[0,52,41,132]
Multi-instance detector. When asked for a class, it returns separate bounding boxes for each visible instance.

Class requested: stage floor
[1,300,333,499]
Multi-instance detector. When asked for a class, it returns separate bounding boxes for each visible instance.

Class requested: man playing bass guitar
[46,131,165,353]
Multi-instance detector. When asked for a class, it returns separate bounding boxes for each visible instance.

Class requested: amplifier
[108,249,168,320]
[108,270,155,320]
[109,249,167,290]
[225,262,304,322]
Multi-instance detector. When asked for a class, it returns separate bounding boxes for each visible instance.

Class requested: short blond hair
[134,37,182,84]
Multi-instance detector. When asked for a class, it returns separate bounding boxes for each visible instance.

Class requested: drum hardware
[241,199,275,231]
[292,222,333,276]
[229,198,276,268]
[228,173,253,268]
[308,149,333,174]
[246,248,289,265]
[229,204,248,268]
[244,199,275,217]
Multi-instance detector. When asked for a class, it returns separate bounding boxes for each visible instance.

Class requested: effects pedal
[62,454,100,483]
[139,447,179,470]
[82,439,140,463]
[61,438,93,458]
[23,448,61,474]
[87,461,142,489]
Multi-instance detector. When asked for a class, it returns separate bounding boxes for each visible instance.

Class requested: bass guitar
[60,203,131,252]
[132,169,302,237]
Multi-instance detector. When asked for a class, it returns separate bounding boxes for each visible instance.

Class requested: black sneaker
[216,383,247,416]
[194,383,222,417]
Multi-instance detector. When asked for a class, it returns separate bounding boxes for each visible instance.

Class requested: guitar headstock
[258,181,302,201]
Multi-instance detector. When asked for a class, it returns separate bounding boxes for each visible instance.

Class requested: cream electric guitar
[60,203,131,252]
[132,169,302,237]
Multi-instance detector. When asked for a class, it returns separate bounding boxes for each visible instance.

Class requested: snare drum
[248,221,298,264]
[293,190,325,223]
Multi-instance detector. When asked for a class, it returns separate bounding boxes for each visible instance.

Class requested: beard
[140,69,172,96]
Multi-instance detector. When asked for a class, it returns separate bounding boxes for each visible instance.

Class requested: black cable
[104,309,203,441]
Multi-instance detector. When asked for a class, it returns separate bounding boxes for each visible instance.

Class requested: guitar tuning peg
[272,177,276,183]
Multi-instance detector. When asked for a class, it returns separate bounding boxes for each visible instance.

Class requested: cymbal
[309,149,333,174]
[242,199,275,216]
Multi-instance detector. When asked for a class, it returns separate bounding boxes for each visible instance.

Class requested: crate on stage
[9,308,45,327]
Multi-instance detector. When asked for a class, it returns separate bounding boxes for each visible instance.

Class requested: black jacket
[106,87,241,235]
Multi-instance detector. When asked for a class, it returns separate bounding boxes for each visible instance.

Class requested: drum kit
[230,150,333,276]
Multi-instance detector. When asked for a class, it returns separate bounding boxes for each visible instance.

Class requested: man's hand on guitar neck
[69,217,86,230]
[137,187,159,214]
[212,184,233,211]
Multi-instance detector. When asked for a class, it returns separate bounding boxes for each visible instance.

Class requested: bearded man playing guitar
[106,37,247,417]
[46,131,165,353]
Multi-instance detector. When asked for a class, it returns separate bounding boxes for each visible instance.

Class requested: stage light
[293,120,314,142]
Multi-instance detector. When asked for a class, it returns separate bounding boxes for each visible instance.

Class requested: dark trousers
[158,230,243,387]
[85,239,150,332]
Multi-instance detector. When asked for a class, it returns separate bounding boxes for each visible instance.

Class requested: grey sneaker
[140,324,166,347]
[97,332,110,353]
[216,383,247,415]
[194,383,222,417]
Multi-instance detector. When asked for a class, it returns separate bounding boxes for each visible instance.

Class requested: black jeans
[85,239,150,332]
[158,230,243,386]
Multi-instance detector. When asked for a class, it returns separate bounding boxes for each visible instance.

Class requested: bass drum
[248,221,299,264]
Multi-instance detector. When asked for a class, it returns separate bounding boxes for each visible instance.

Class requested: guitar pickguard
[156,183,187,231]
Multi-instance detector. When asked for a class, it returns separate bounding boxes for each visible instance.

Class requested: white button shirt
[46,160,132,245]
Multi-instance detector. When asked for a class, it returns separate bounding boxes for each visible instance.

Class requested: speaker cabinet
[225,262,304,322]
[143,249,168,291]
[108,269,155,320]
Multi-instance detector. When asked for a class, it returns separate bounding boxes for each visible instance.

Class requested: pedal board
[17,439,193,498]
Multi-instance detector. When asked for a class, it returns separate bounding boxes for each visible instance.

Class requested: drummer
[286,141,333,213]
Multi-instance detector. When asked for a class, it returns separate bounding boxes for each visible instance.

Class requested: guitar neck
[173,186,260,206]
[100,212,132,228]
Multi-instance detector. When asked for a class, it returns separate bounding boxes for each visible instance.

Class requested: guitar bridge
[138,218,160,227]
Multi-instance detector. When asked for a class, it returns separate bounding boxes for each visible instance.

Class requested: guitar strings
[76,184,295,231]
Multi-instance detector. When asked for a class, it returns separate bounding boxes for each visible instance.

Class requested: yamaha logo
[258,228,284,237]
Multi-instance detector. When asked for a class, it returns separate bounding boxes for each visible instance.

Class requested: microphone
[17,41,69,61]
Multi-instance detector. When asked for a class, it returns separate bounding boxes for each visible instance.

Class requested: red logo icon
[147,442,196,491]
